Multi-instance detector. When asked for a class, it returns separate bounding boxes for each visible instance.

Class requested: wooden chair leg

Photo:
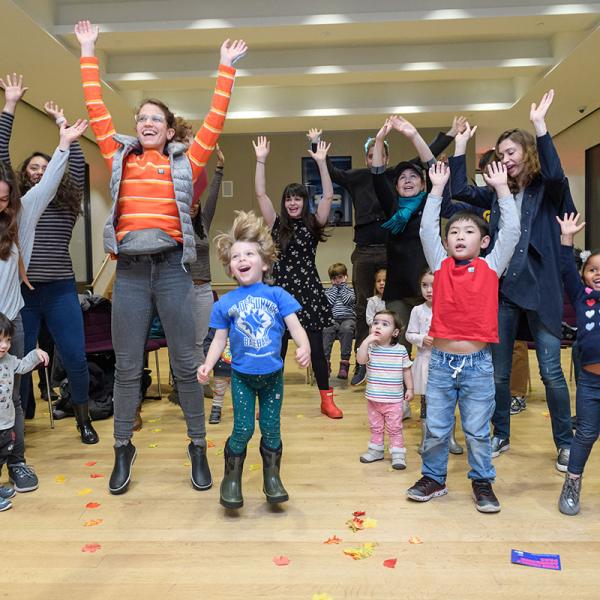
[154,350,162,399]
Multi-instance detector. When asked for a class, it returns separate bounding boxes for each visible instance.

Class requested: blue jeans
[422,348,496,484]
[491,298,572,448]
[20,279,89,406]
[568,369,600,475]
[112,249,205,442]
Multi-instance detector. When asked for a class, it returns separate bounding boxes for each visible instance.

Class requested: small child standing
[203,327,232,425]
[406,269,463,456]
[407,157,519,513]
[365,269,386,326]
[556,213,600,515]
[0,313,48,511]
[357,310,413,470]
[323,262,356,379]
[198,211,310,509]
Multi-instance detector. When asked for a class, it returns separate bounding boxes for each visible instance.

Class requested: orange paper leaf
[207,440,215,448]
[81,543,101,553]
[273,555,290,566]
[84,461,97,467]
[83,518,103,527]
[323,535,342,545]
[86,502,101,509]
[383,558,397,569]
[89,473,104,479]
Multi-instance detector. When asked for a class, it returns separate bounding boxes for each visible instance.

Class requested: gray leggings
[112,250,205,442]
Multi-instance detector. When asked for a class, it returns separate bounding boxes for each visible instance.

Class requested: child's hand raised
[556,212,585,243]
[58,119,88,150]
[44,101,65,124]
[295,345,311,369]
[36,349,50,367]
[252,136,270,162]
[197,364,211,384]
[453,121,477,155]
[482,161,510,195]
[308,140,331,163]
[428,161,450,188]
[220,39,248,67]
[448,115,467,138]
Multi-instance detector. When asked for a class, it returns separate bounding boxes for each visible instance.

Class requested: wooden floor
[6,348,600,599]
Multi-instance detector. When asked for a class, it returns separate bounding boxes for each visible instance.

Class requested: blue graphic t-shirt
[209,282,302,375]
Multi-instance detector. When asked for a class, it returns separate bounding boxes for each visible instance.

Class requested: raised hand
[74,20,99,54]
[252,136,270,162]
[390,115,418,139]
[220,39,248,67]
[530,89,554,136]
[58,118,88,150]
[0,73,28,112]
[375,117,394,141]
[216,144,225,167]
[307,140,331,162]
[44,101,66,124]
[428,161,450,189]
[448,115,467,137]
[306,128,322,143]
[556,212,585,238]
[482,161,511,198]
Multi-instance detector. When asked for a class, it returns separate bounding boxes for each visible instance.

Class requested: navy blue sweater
[448,133,576,338]
[561,245,600,367]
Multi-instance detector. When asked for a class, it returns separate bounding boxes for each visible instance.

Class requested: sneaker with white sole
[8,463,39,492]
[0,497,12,512]
[472,479,501,513]
[510,395,527,415]
[0,486,16,500]
[558,474,581,515]
[406,475,448,502]
[556,448,570,473]
[491,437,510,458]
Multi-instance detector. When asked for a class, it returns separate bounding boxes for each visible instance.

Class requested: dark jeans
[0,428,15,467]
[323,318,356,361]
[21,279,88,406]
[568,369,600,475]
[112,250,205,442]
[350,245,387,349]
[492,298,572,448]
[9,314,25,465]
[281,329,329,391]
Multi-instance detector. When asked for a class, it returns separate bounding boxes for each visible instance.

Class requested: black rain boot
[188,441,212,490]
[260,438,289,504]
[73,403,99,444]
[220,439,246,509]
[109,442,137,495]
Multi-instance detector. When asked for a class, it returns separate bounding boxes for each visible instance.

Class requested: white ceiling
[6,0,600,149]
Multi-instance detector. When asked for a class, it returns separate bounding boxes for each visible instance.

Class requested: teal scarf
[381,191,427,234]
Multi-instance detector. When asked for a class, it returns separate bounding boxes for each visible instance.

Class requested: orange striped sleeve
[80,56,118,169]
[187,64,236,182]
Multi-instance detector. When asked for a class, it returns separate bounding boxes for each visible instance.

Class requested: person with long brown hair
[0,75,98,446]
[449,90,576,471]
[0,103,87,493]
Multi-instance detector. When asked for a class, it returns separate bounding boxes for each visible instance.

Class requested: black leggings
[281,329,329,391]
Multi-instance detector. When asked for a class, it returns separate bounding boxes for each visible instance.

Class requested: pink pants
[367,400,404,448]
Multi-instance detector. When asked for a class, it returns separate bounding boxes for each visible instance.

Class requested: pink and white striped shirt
[365,343,412,403]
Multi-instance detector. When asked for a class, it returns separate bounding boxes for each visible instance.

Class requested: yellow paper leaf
[249,463,261,472]
[216,448,224,456]
[312,594,333,600]
[77,488,92,496]
[183,461,191,467]
[362,518,377,529]
[83,518,103,527]
[54,475,67,484]
[148,443,159,448]
[147,418,161,423]
[343,542,376,560]
[296,414,304,419]
[408,536,423,544]
[150,428,162,433]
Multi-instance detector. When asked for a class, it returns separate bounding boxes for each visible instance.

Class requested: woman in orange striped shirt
[75,20,247,496]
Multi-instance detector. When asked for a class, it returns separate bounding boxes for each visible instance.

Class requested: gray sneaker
[558,475,581,515]
[390,447,406,470]
[0,486,16,500]
[359,443,384,463]
[8,463,39,492]
[491,437,510,458]
[510,395,527,415]
[556,448,570,473]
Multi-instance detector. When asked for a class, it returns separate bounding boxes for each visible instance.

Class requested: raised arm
[198,145,225,232]
[252,136,277,228]
[556,212,586,303]
[0,73,29,167]
[482,162,520,276]
[419,162,450,272]
[307,128,350,189]
[308,140,334,226]
[390,115,434,165]
[370,119,398,216]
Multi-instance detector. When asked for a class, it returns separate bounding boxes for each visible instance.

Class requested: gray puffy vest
[103,133,197,265]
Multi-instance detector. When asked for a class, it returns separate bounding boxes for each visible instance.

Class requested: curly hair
[214,210,278,282]
[0,160,22,261]
[172,116,193,145]
[278,183,328,254]
[495,129,541,194]
[18,152,81,215]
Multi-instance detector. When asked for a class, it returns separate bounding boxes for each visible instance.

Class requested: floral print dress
[271,216,333,331]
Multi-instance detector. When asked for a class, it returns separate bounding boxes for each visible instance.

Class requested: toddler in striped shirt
[357,310,413,469]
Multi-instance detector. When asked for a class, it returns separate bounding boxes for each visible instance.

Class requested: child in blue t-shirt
[198,210,310,509]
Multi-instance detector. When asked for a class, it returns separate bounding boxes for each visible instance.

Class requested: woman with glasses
[75,20,247,496]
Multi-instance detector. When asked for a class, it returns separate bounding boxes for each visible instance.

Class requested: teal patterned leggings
[227,369,284,454]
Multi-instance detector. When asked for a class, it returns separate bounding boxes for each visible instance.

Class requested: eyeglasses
[135,114,166,124]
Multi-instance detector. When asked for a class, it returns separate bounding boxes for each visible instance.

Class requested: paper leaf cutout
[383,558,397,569]
[148,443,159,448]
[54,475,67,484]
[272,555,290,566]
[347,515,377,531]
[81,543,101,553]
[312,595,333,600]
[147,418,161,423]
[249,463,261,472]
[183,461,191,467]
[362,518,377,529]
[408,536,423,544]
[343,542,376,560]
[84,461,97,467]
[77,488,92,496]
[89,473,104,479]
[296,414,304,419]
[323,535,342,545]
[83,518,103,527]
[207,440,215,448]
[353,511,366,517]
[150,428,162,433]
[86,502,101,509]
[216,448,224,456]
